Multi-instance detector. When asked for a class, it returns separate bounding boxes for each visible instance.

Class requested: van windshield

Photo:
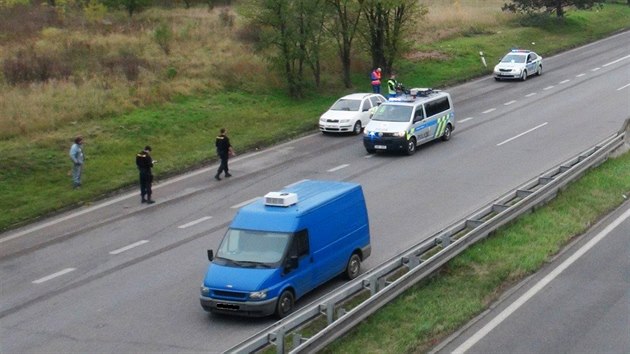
[215,228,291,267]
[370,105,412,122]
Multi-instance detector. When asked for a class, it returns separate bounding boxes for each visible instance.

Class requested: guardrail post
[274,328,285,354]
[326,302,335,325]
[439,233,451,248]
[292,333,303,349]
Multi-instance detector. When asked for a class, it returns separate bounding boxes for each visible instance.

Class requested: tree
[502,0,604,18]
[326,0,364,88]
[103,0,152,17]
[362,0,423,74]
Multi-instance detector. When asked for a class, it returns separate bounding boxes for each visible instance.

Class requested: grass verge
[321,150,630,353]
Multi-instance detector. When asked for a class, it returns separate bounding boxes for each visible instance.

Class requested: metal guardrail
[228,126,627,354]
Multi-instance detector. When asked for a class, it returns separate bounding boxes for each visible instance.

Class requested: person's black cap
[144,145,152,151]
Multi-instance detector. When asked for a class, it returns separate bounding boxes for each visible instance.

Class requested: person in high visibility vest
[370,67,382,94]
[387,74,399,98]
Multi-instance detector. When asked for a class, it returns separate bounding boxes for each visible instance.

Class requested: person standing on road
[387,73,399,98]
[214,128,234,181]
[69,136,85,189]
[370,67,382,94]
[136,145,155,204]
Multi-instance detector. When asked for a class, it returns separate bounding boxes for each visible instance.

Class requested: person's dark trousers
[215,152,229,180]
[139,169,153,203]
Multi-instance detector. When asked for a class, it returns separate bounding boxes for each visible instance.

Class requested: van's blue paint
[200,180,371,317]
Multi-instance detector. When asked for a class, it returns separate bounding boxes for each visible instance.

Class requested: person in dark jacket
[214,128,233,181]
[136,145,155,204]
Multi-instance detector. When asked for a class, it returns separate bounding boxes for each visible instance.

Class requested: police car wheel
[352,121,362,135]
[441,124,452,142]
[276,290,294,318]
[521,70,528,81]
[345,253,361,280]
[405,137,416,155]
[536,65,542,76]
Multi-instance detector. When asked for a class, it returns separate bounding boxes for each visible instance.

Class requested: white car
[319,93,387,135]
[493,49,543,81]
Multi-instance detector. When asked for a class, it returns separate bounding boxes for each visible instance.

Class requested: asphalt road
[434,202,630,354]
[1,31,629,353]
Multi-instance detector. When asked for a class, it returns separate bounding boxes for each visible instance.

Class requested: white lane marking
[576,73,586,78]
[284,179,310,188]
[178,216,212,229]
[459,117,474,123]
[602,54,630,67]
[592,67,601,72]
[525,93,537,98]
[617,83,630,91]
[482,108,496,114]
[453,207,630,354]
[0,133,318,244]
[109,240,149,255]
[231,197,260,209]
[504,100,516,106]
[559,79,570,84]
[32,268,76,284]
[497,122,548,146]
[364,154,375,159]
[327,164,349,172]
[543,86,554,90]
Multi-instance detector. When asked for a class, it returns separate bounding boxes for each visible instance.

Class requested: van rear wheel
[441,124,452,141]
[345,254,361,280]
[275,290,294,318]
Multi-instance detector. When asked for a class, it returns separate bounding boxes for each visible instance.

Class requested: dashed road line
[482,108,496,114]
[33,268,76,284]
[504,100,516,106]
[284,179,310,188]
[576,73,586,78]
[525,93,537,98]
[178,216,212,229]
[327,164,349,172]
[459,117,474,123]
[617,83,630,91]
[603,54,630,67]
[109,240,149,255]
[543,86,554,91]
[497,122,548,147]
[559,79,570,84]
[592,67,601,71]
[231,197,260,209]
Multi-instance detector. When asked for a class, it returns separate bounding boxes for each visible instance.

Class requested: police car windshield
[330,99,361,111]
[371,105,413,122]
[216,229,291,265]
[501,54,526,64]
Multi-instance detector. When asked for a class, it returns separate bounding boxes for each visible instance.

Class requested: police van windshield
[215,228,291,267]
[371,105,413,122]
[330,99,361,111]
[501,54,526,64]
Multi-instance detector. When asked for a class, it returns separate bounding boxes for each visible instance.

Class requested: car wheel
[352,121,362,135]
[494,77,501,81]
[275,290,294,318]
[521,70,528,81]
[345,253,361,280]
[536,65,542,76]
[441,124,452,141]
[405,137,416,156]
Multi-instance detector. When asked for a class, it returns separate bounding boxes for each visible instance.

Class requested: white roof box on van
[264,192,298,207]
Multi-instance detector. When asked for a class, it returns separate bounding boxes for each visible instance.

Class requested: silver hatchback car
[494,49,543,81]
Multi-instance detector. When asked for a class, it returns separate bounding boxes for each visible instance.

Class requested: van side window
[424,97,450,117]
[414,107,424,121]
[291,230,309,257]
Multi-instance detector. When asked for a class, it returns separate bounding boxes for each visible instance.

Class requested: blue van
[200,180,371,318]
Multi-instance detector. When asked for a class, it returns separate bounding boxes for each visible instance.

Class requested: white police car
[493,49,543,81]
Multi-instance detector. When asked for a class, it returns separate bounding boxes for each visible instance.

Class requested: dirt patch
[404,50,450,62]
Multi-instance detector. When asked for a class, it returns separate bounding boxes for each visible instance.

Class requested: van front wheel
[345,254,361,280]
[405,137,416,155]
[275,290,294,318]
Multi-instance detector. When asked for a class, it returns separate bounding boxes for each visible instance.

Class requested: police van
[363,88,455,155]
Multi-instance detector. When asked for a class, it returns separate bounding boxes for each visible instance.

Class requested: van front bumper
[363,136,407,151]
[200,296,277,317]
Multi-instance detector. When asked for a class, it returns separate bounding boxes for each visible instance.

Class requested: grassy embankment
[0,1,629,232]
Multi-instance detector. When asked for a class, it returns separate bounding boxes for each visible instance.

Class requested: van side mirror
[284,256,298,273]
[207,250,214,262]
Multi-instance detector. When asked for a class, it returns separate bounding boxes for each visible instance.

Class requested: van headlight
[249,290,268,300]
[200,285,210,296]
[393,131,406,137]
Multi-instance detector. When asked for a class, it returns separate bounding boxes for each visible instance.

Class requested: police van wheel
[275,290,294,318]
[441,124,452,141]
[345,253,361,280]
[352,121,362,135]
[405,137,416,155]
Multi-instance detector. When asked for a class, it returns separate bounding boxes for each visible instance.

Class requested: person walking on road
[136,145,155,204]
[69,136,85,189]
[370,67,382,94]
[214,128,234,181]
